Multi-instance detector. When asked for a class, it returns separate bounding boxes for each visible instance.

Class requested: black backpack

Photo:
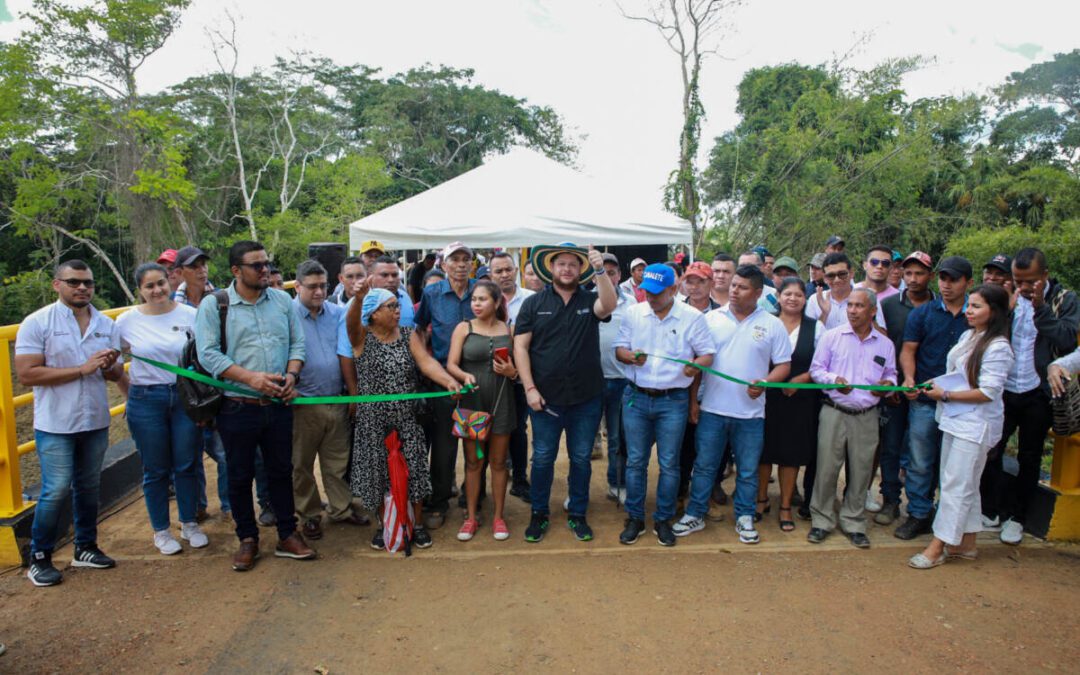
[178,290,231,425]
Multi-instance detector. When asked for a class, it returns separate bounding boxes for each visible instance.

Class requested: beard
[553,278,578,292]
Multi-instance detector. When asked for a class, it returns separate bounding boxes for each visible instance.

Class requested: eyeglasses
[824,270,850,281]
[59,278,95,289]
[381,301,401,311]
[300,283,328,291]
[866,258,891,267]
[239,262,271,272]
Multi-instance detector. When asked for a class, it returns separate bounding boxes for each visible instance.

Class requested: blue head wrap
[361,288,396,326]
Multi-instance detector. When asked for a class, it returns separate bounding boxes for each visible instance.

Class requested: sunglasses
[824,270,850,281]
[239,262,271,272]
[300,282,328,291]
[866,258,891,267]
[59,278,95,289]
[381,301,401,311]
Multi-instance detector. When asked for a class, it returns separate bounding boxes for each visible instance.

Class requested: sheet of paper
[933,371,979,417]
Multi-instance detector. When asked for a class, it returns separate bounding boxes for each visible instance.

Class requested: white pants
[932,433,989,546]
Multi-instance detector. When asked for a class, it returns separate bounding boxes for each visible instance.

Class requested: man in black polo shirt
[515,243,617,543]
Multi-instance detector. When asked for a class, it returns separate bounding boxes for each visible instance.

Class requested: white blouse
[935,330,1014,446]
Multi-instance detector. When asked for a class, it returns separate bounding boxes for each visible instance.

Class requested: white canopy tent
[348,148,690,250]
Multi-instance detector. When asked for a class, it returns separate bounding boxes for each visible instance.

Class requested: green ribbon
[638,353,929,393]
[128,354,475,404]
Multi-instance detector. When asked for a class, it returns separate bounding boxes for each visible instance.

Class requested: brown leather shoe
[232,538,259,572]
[302,518,323,540]
[275,532,317,560]
[338,511,371,527]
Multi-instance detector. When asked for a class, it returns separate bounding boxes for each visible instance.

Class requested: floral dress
[349,327,432,511]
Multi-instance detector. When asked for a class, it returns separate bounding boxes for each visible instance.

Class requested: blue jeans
[603,378,628,488]
[878,399,909,504]
[126,384,200,531]
[215,400,298,541]
[906,400,941,519]
[529,396,602,516]
[621,386,688,522]
[197,429,230,512]
[30,427,110,554]
[690,412,765,519]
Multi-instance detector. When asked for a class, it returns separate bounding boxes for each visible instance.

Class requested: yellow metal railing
[0,281,296,519]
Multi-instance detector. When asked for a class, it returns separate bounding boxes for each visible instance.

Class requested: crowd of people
[13,233,1080,585]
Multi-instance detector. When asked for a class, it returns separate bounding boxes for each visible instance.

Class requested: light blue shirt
[335,287,414,358]
[195,283,305,397]
[293,299,344,397]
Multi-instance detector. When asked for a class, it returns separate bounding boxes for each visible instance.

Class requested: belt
[629,382,687,398]
[822,397,875,416]
[231,396,275,407]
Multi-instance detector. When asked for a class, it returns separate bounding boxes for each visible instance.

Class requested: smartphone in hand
[494,346,510,362]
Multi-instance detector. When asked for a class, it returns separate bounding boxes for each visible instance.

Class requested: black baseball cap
[176,245,209,267]
[983,254,1012,274]
[937,255,973,280]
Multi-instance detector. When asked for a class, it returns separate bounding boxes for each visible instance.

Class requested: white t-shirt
[116,304,198,386]
[701,307,793,419]
[806,289,888,333]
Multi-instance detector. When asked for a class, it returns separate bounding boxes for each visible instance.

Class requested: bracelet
[526,385,537,393]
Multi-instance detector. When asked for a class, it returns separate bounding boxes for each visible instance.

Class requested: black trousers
[980,387,1053,524]
[426,395,460,514]
[509,384,530,486]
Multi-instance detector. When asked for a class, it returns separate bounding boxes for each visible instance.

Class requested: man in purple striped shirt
[807,288,898,548]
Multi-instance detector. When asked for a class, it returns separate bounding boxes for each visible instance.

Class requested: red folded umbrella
[383,430,414,556]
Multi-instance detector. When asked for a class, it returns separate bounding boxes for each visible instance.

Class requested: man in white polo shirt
[675,265,792,544]
[14,260,125,586]
[613,264,715,547]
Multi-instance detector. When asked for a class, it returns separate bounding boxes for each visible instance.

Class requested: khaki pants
[292,404,353,521]
[810,404,880,534]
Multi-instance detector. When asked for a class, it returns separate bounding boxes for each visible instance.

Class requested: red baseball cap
[684,261,714,280]
[157,249,178,265]
[902,251,932,270]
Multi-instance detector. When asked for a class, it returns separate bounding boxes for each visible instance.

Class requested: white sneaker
[1000,518,1024,545]
[736,515,759,544]
[981,514,1001,531]
[864,490,882,513]
[672,514,705,537]
[154,530,182,555]
[606,486,619,501]
[180,522,209,549]
[617,487,626,507]
[562,496,570,512]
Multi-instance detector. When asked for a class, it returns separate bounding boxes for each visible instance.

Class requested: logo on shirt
[752,325,767,342]
[92,332,110,339]
[538,311,553,316]
[576,309,590,315]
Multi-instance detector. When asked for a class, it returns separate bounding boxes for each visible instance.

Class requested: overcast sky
[2,0,1077,207]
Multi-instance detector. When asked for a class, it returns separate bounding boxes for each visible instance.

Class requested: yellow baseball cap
[360,240,385,254]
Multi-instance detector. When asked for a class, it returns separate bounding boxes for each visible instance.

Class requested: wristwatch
[941,390,950,403]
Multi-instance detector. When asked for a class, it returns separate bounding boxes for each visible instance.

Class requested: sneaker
[617,487,627,507]
[894,516,933,541]
[154,529,182,555]
[424,511,446,530]
[26,551,62,587]
[619,518,645,545]
[806,527,829,544]
[606,485,620,502]
[562,496,570,512]
[509,481,531,503]
[257,508,277,527]
[493,518,510,541]
[672,513,705,537]
[981,514,1002,531]
[371,528,385,550]
[457,518,479,541]
[567,515,593,542]
[735,515,759,545]
[797,504,812,521]
[524,512,549,543]
[654,519,676,547]
[413,526,433,549]
[874,501,901,526]
[72,545,116,569]
[180,522,209,549]
[864,490,882,513]
[1000,518,1024,545]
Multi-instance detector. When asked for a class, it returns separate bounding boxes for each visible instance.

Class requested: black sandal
[754,498,771,523]
[778,507,796,532]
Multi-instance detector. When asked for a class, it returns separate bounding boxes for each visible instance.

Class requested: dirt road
[2,458,1078,673]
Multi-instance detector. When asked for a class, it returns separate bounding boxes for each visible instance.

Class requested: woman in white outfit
[909,284,1014,569]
